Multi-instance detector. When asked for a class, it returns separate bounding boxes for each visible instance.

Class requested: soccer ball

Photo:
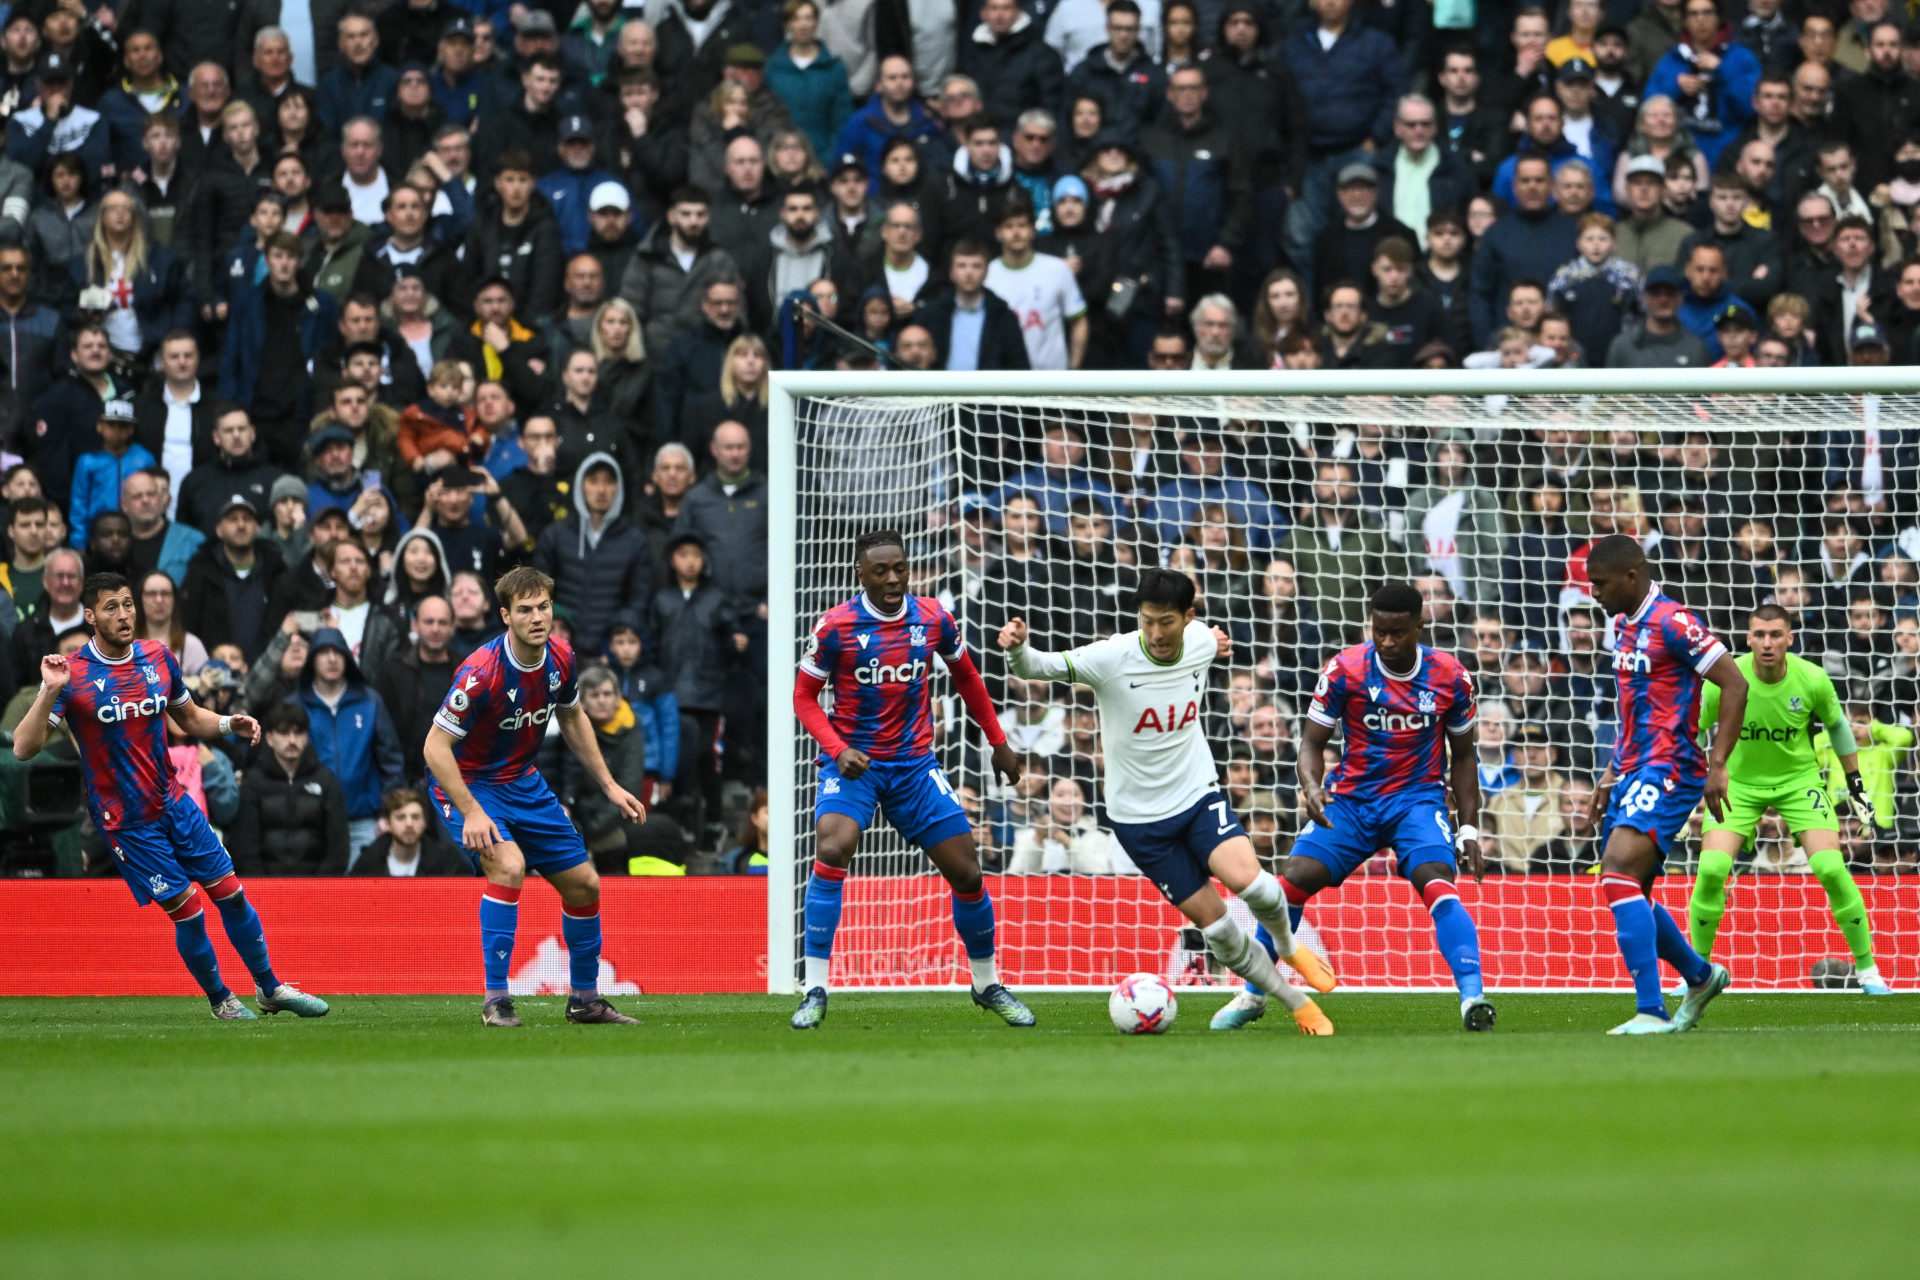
[1109,973,1177,1035]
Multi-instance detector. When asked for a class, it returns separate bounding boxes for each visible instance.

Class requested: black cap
[38,53,74,82]
[1557,56,1596,83]
[1713,303,1757,329]
[1510,724,1555,747]
[99,400,137,425]
[829,152,867,180]
[307,424,355,454]
[314,183,352,215]
[219,494,261,520]
[442,16,475,40]
[559,114,593,143]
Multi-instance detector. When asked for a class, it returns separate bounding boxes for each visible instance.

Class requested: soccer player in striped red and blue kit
[13,573,328,1020]
[790,529,1033,1030]
[1584,535,1747,1035]
[1264,582,1496,1032]
[424,567,648,1028]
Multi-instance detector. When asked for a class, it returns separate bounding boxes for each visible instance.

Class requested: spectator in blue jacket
[319,15,399,137]
[69,401,152,551]
[832,55,943,187]
[1643,0,1760,169]
[1494,94,1619,216]
[1470,153,1578,345]
[293,626,406,871]
[1674,241,1757,360]
[4,53,112,185]
[219,232,340,439]
[1146,429,1288,553]
[989,421,1121,534]
[431,18,485,127]
[1280,0,1408,285]
[765,1,852,163]
[535,115,618,255]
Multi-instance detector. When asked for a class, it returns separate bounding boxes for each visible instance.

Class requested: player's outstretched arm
[424,725,503,851]
[1447,723,1485,882]
[168,700,262,746]
[10,655,67,759]
[1297,717,1336,829]
[1702,653,1749,821]
[558,703,647,823]
[998,616,1071,680]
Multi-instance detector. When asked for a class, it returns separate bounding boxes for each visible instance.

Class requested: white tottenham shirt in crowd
[1007,618,1219,824]
[985,252,1085,371]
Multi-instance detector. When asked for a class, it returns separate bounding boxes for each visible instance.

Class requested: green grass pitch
[3,993,1917,1279]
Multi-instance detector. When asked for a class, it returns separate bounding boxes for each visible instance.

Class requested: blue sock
[1251,923,1279,960]
[480,886,520,998]
[562,905,602,1000]
[1605,877,1666,1016]
[210,886,279,994]
[950,887,995,961]
[168,898,228,1006]
[1429,899,1485,1001]
[803,865,846,962]
[1652,902,1711,987]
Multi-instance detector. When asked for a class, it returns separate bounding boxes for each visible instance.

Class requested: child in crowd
[603,617,680,808]
[1548,211,1643,360]
[68,402,153,551]
[1711,305,1758,367]
[1766,292,1819,364]
[397,359,486,482]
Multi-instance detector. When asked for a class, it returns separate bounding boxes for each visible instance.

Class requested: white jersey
[1008,619,1219,823]
[985,252,1086,371]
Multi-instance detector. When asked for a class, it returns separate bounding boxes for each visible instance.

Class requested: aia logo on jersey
[1132,701,1198,734]
[856,658,927,686]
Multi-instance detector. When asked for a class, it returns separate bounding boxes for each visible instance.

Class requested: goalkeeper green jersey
[1698,653,1845,789]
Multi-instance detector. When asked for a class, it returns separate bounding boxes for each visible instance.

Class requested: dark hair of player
[1750,603,1791,626]
[855,528,905,562]
[1368,581,1423,619]
[262,700,310,735]
[1135,566,1197,613]
[1586,533,1646,576]
[494,565,555,606]
[81,571,128,609]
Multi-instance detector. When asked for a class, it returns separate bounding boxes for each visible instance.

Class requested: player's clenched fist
[835,747,871,779]
[39,654,70,690]
[996,617,1028,650]
[1211,625,1231,659]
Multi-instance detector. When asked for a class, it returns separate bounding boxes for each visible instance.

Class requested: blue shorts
[1110,791,1246,906]
[1290,790,1457,886]
[815,755,971,851]
[430,772,589,876]
[1599,766,1704,861]
[104,794,235,906]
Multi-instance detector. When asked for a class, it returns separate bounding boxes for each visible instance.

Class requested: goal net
[767,368,1920,993]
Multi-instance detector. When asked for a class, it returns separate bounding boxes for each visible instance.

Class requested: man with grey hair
[8,546,86,687]
[1009,107,1061,233]
[338,116,390,224]
[1373,92,1477,248]
[244,26,295,113]
[179,61,232,177]
[1190,294,1252,369]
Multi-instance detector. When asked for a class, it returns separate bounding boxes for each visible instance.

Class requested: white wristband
[218,715,234,736]
[1453,825,1479,850]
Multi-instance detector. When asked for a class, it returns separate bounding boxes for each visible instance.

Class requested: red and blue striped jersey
[433,634,579,785]
[1308,643,1477,800]
[1609,586,1726,777]
[800,593,960,761]
[48,639,192,829]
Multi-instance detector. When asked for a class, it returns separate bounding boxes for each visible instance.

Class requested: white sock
[969,955,997,992]
[1201,916,1308,1011]
[1239,871,1298,956]
[1857,964,1882,983]
[804,955,831,993]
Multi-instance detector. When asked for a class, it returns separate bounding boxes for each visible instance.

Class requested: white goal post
[767,367,1920,994]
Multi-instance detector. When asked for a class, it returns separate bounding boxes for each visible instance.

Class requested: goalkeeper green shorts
[1702,775,1839,846]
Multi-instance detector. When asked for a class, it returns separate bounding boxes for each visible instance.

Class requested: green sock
[1809,848,1876,970]
[1690,849,1735,961]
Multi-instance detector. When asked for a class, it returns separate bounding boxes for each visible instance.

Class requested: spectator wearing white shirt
[877,200,930,315]
[1008,776,1111,873]
[985,194,1086,369]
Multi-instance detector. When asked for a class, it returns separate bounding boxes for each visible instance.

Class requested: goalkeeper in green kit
[1691,605,1892,994]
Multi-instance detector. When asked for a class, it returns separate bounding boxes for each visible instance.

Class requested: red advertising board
[4,875,1913,995]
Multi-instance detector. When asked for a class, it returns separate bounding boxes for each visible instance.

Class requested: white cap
[589,181,631,212]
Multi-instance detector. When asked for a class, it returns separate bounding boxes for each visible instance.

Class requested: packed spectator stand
[0,0,1917,883]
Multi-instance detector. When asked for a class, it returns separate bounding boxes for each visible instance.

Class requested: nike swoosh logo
[1129,680,1149,688]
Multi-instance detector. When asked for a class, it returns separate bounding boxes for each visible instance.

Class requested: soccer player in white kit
[998,567,1337,1035]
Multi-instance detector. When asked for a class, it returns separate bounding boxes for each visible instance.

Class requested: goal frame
[765,366,1920,994]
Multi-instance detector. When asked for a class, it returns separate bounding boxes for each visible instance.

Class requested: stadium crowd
[0,0,1918,880]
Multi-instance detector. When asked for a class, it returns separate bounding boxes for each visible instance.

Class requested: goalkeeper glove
[1845,773,1877,828]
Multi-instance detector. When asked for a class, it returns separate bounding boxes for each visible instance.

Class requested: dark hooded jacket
[532,451,657,654]
[292,626,406,820]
